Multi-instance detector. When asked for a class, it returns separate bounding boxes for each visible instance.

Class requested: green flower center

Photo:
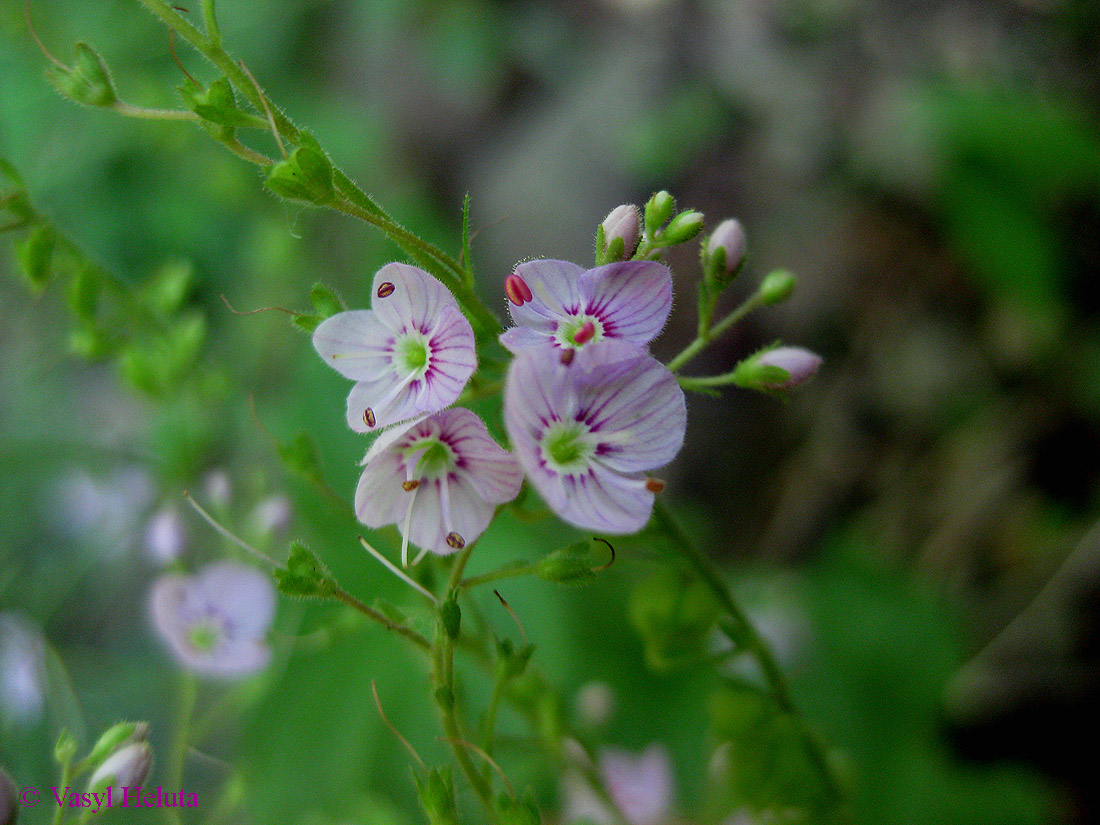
[404,437,455,478]
[542,422,595,473]
[188,620,221,653]
[395,333,431,377]
[555,315,604,349]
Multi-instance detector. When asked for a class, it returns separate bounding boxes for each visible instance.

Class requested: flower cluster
[316,254,688,559]
[315,263,521,559]
[501,260,686,533]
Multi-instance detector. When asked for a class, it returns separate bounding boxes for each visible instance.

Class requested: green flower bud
[54,729,78,767]
[644,190,675,237]
[415,768,459,825]
[662,210,705,245]
[274,542,336,599]
[0,766,16,825]
[47,43,117,107]
[67,264,102,320]
[264,144,334,205]
[309,282,345,319]
[85,721,147,769]
[179,78,255,128]
[535,541,598,585]
[758,269,796,305]
[17,224,56,293]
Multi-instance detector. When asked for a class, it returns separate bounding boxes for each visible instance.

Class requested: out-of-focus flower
[499,259,672,355]
[0,613,47,727]
[563,744,674,825]
[202,470,232,509]
[144,506,187,565]
[150,562,274,678]
[504,341,686,533]
[87,742,152,794]
[49,467,154,557]
[355,408,523,561]
[575,681,615,728]
[313,263,476,432]
[250,494,292,535]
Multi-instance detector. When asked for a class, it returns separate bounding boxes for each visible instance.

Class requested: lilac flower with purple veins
[505,340,686,533]
[150,561,274,678]
[356,408,523,563]
[313,263,476,432]
[500,259,672,354]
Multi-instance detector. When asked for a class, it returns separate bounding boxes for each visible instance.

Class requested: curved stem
[331,586,431,652]
[165,672,197,825]
[650,501,846,808]
[111,101,200,121]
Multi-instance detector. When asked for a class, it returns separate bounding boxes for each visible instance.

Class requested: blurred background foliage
[1,0,1099,822]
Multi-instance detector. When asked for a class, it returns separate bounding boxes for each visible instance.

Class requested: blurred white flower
[563,743,674,825]
[575,681,616,728]
[0,612,47,727]
[150,562,275,678]
[250,494,293,535]
[202,470,232,509]
[144,506,187,565]
[50,467,154,557]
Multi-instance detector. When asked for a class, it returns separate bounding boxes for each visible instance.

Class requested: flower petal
[195,562,276,640]
[435,408,523,503]
[506,259,584,331]
[404,474,498,555]
[312,310,395,381]
[499,326,550,354]
[354,445,410,528]
[578,261,673,345]
[370,262,463,335]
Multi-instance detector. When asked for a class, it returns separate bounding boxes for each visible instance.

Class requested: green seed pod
[47,43,117,107]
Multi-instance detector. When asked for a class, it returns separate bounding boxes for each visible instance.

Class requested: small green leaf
[264,145,334,204]
[291,313,322,333]
[17,224,56,292]
[309,282,344,319]
[180,77,257,128]
[440,590,461,640]
[494,637,535,680]
[47,43,117,107]
[67,264,102,320]
[535,540,599,585]
[274,542,337,599]
[496,793,541,825]
[54,727,78,766]
[415,768,459,825]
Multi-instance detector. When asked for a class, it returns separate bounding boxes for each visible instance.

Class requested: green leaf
[67,264,102,320]
[439,590,461,640]
[277,431,326,486]
[415,768,459,825]
[496,793,541,825]
[494,638,534,680]
[309,282,344,319]
[17,224,56,292]
[144,260,193,317]
[291,313,322,333]
[180,77,257,128]
[264,145,334,205]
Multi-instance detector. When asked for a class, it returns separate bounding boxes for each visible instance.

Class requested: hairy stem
[667,289,766,373]
[331,586,431,652]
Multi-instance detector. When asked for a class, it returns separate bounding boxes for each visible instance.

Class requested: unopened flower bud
[0,766,16,825]
[88,742,152,793]
[644,190,675,236]
[662,210,705,245]
[758,269,796,305]
[599,204,640,262]
[736,346,822,391]
[85,721,148,768]
[705,219,747,285]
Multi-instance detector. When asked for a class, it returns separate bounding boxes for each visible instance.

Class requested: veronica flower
[500,259,672,354]
[150,562,275,678]
[313,263,476,432]
[0,612,47,727]
[562,744,675,825]
[504,340,686,533]
[355,408,523,563]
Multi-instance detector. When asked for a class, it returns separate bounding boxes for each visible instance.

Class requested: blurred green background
[2,0,1100,823]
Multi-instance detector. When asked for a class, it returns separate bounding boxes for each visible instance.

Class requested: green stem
[165,672,197,825]
[666,289,766,373]
[331,586,431,652]
[460,561,535,590]
[111,101,200,121]
[431,545,500,823]
[650,502,846,808]
[200,0,221,47]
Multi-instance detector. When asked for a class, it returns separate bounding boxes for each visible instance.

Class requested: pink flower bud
[706,218,746,281]
[601,204,640,260]
[88,742,152,794]
[754,346,822,389]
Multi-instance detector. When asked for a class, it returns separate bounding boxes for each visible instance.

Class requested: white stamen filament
[438,474,455,539]
[401,483,418,567]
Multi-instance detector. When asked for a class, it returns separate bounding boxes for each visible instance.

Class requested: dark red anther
[573,320,596,346]
[377,281,395,298]
[560,348,575,365]
[645,477,666,493]
[505,273,533,306]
